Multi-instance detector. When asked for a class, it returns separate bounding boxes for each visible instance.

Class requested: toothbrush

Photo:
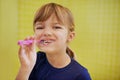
[18,40,34,46]
[18,39,44,46]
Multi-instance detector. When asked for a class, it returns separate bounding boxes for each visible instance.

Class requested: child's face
[34,14,74,53]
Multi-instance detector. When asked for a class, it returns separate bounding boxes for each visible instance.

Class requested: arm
[16,37,37,80]
[75,69,91,80]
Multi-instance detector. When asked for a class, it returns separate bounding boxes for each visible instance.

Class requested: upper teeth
[40,40,52,44]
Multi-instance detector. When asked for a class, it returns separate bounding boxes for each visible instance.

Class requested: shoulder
[71,59,91,80]
[31,51,46,70]
[29,51,46,80]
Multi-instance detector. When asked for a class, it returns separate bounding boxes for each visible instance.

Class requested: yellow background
[0,0,120,80]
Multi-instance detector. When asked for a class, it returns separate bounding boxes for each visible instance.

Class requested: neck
[46,51,71,68]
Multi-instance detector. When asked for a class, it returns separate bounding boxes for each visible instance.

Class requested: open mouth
[39,39,54,46]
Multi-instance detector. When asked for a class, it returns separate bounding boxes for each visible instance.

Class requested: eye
[36,27,44,29]
[53,26,62,29]
[35,25,44,30]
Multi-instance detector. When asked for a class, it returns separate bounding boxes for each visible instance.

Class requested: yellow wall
[0,0,120,80]
[0,0,18,80]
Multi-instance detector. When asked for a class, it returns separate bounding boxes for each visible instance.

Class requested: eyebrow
[35,21,61,25]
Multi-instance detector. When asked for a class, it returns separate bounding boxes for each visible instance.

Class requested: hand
[18,36,37,69]
[16,36,37,80]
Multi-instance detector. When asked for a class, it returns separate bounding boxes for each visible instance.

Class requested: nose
[43,27,52,36]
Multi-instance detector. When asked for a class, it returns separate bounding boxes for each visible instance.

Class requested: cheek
[34,31,42,39]
[57,32,68,42]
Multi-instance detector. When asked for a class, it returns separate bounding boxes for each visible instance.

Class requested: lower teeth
[40,40,48,45]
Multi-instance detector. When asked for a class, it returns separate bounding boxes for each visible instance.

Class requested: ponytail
[66,47,75,59]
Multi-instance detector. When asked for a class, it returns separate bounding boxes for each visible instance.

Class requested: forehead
[35,14,62,25]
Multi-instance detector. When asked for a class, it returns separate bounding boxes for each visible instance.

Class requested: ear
[67,31,75,42]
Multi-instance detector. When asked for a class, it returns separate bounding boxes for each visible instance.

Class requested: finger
[18,45,25,58]
[22,36,34,46]
[30,35,35,40]
[24,36,31,40]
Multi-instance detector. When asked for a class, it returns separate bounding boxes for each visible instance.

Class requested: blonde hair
[33,3,75,59]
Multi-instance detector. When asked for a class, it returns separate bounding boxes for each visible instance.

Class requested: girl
[16,3,91,80]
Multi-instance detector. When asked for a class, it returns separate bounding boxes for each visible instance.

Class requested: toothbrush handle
[18,40,33,46]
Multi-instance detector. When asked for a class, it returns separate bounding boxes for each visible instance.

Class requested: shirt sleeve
[75,69,91,80]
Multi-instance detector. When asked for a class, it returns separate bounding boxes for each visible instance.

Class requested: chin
[40,48,56,54]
